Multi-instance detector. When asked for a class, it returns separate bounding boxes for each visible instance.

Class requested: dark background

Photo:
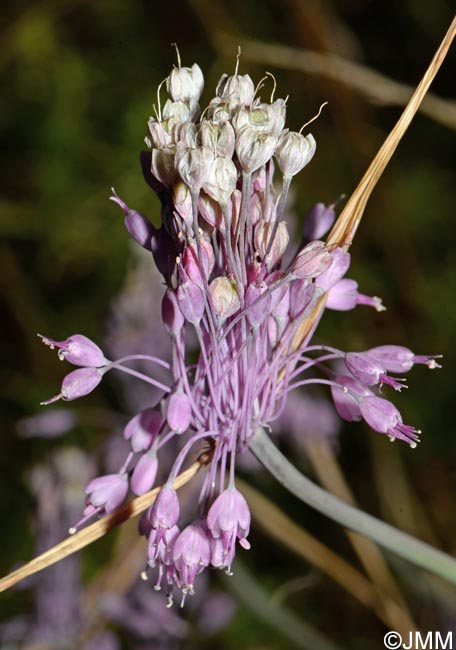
[1,1,455,648]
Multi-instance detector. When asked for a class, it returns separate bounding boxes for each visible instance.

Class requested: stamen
[299,102,328,133]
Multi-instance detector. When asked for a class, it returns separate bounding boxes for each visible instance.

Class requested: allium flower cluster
[40,57,440,605]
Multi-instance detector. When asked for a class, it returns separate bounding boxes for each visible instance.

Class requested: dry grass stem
[221,37,456,131]
[0,461,202,593]
[291,14,455,351]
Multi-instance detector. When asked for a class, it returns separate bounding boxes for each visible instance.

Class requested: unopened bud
[302,202,336,242]
[177,278,205,325]
[209,276,240,321]
[275,131,316,178]
[254,221,289,268]
[291,241,331,279]
[316,248,351,291]
[200,120,235,158]
[162,289,185,336]
[216,73,255,106]
[236,125,277,174]
[167,386,192,434]
[203,156,238,204]
[167,63,204,103]
[245,282,271,327]
[173,181,193,224]
[183,238,215,286]
[175,146,213,191]
[198,192,223,229]
[151,147,176,187]
[41,367,103,405]
[131,450,158,495]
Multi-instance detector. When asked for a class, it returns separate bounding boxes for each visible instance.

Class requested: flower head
[41,56,440,604]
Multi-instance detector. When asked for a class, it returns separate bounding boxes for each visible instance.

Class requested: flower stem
[250,427,456,585]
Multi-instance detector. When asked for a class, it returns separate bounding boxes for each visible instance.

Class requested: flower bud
[275,131,316,178]
[173,181,193,225]
[289,280,315,320]
[150,226,178,280]
[167,386,192,434]
[131,450,158,495]
[167,63,204,103]
[316,248,351,292]
[162,289,185,337]
[175,146,214,192]
[216,73,255,106]
[183,238,215,286]
[177,278,205,325]
[209,276,240,321]
[235,125,277,174]
[41,367,103,405]
[162,99,195,123]
[123,407,163,452]
[147,119,173,148]
[86,473,129,513]
[291,241,331,279]
[367,345,442,373]
[151,147,176,187]
[301,202,336,242]
[203,156,238,204]
[198,192,223,229]
[110,191,155,251]
[199,120,235,158]
[38,333,107,367]
[254,221,289,269]
[245,282,271,327]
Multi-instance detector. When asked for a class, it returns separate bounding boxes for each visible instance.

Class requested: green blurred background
[1,0,455,648]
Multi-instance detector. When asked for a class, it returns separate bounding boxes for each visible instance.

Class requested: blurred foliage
[1,0,455,648]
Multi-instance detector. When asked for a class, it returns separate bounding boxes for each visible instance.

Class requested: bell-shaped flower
[172,524,211,596]
[85,473,129,513]
[291,241,331,280]
[316,248,351,292]
[330,374,373,422]
[123,407,163,452]
[209,276,241,322]
[216,73,255,106]
[367,345,442,373]
[167,386,192,434]
[131,450,158,495]
[359,396,420,447]
[38,333,106,367]
[326,278,385,312]
[301,202,336,242]
[345,352,407,392]
[167,63,204,103]
[235,125,277,174]
[207,488,251,558]
[41,367,103,405]
[150,485,180,546]
[275,131,316,178]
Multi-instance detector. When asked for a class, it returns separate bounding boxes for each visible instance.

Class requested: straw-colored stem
[0,461,202,593]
